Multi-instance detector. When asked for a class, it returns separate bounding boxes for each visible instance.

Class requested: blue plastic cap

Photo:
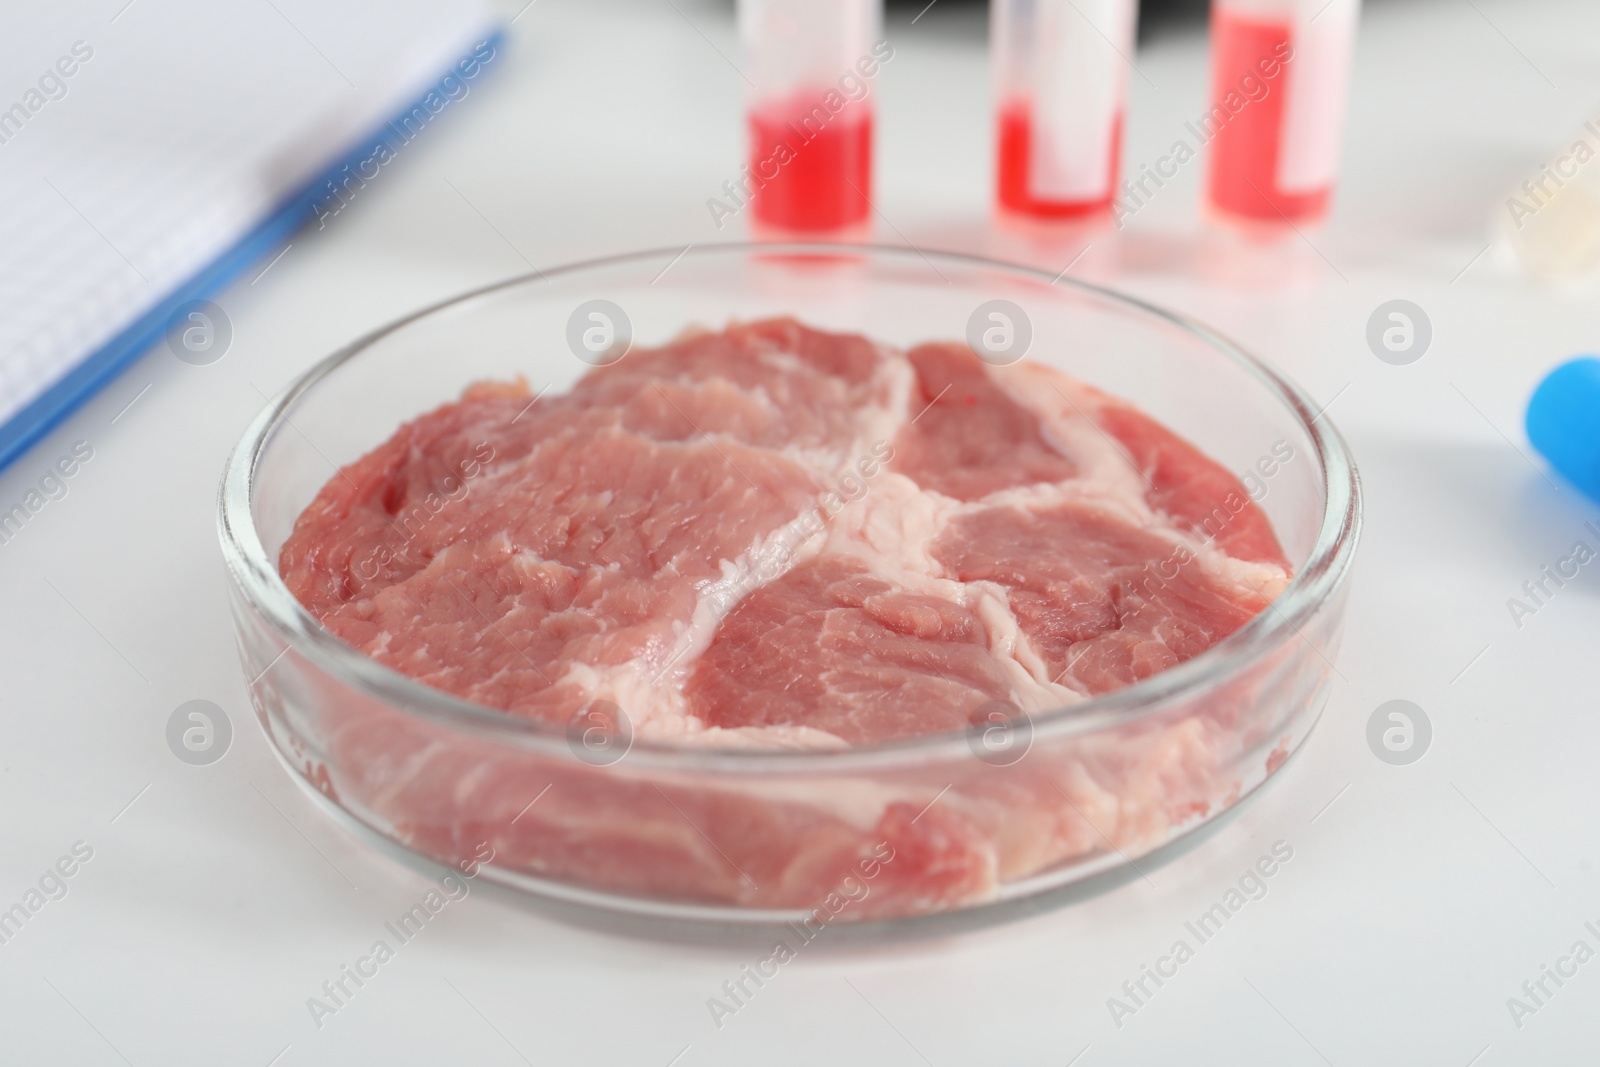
[1527,356,1600,502]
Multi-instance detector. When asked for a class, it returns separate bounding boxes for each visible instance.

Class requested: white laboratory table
[3,0,1599,1062]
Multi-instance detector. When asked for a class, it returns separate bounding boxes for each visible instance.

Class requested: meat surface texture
[280,319,1297,916]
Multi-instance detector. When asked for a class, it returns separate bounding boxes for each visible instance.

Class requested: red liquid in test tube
[1205,0,1360,225]
[739,0,883,236]
[747,96,874,232]
[993,0,1137,221]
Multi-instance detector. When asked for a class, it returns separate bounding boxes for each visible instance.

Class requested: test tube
[1205,0,1360,226]
[993,0,1138,221]
[738,0,883,235]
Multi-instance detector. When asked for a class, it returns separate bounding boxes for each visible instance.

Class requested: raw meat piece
[1091,401,1286,565]
[279,318,1294,915]
[889,341,1079,501]
[686,555,1014,744]
[931,501,1273,696]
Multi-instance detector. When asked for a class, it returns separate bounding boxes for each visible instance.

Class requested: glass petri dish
[218,244,1360,926]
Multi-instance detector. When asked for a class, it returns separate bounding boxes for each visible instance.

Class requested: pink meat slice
[889,342,1078,501]
[686,556,1014,744]
[569,318,885,451]
[932,502,1274,695]
[279,321,886,723]
[280,382,525,617]
[278,319,1293,915]
[289,416,821,722]
[1092,401,1287,566]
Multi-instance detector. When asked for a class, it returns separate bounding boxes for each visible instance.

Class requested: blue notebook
[0,0,501,472]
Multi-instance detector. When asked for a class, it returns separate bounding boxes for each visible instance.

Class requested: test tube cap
[1527,356,1600,501]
